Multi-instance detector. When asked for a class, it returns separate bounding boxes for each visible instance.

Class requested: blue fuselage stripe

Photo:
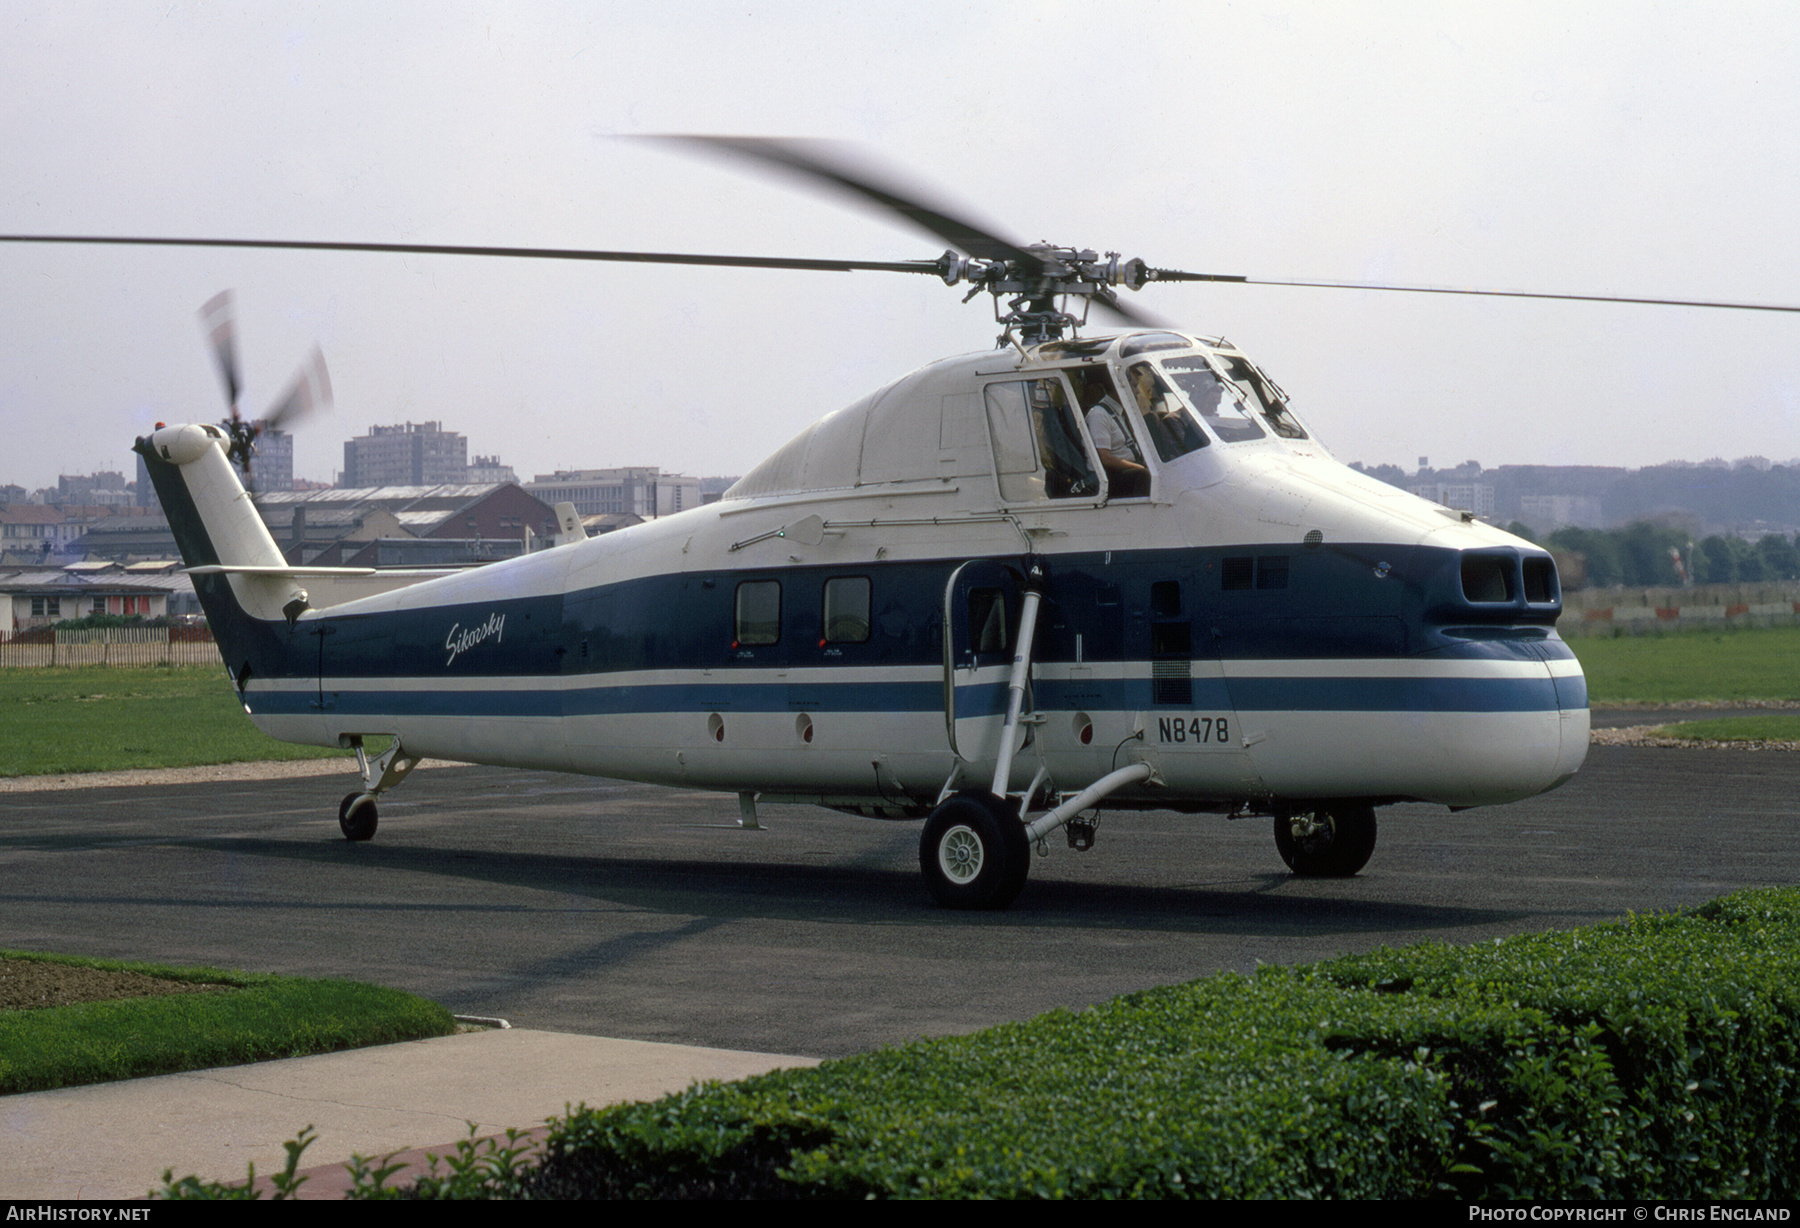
[265,671,1576,719]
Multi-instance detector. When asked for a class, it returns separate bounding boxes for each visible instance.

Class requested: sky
[2,1,1798,493]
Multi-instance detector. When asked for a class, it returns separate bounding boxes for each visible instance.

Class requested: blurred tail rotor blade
[199,290,241,413]
[260,345,332,433]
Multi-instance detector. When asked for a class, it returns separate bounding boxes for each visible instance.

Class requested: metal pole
[988,588,1042,798]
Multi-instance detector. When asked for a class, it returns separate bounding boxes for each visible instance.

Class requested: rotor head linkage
[932,245,1157,343]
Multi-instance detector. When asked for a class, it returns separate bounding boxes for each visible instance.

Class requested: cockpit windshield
[1125,362,1210,462]
[1160,357,1267,443]
[1214,352,1308,440]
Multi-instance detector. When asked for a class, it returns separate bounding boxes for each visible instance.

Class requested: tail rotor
[196,291,332,484]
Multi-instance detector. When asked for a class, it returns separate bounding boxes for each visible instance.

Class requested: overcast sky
[3,1,1797,493]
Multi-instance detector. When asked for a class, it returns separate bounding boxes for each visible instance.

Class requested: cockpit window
[1161,357,1267,444]
[1215,353,1308,440]
[1037,336,1114,358]
[1069,366,1150,499]
[983,378,1101,501]
[1119,332,1194,358]
[1126,363,1210,462]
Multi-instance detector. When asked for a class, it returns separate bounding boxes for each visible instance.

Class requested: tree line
[1511,521,1800,588]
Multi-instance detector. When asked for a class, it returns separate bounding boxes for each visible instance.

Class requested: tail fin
[135,424,309,675]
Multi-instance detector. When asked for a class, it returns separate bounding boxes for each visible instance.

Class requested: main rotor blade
[260,345,332,433]
[651,135,1042,271]
[198,289,240,412]
[1145,268,1800,315]
[0,233,941,276]
[1089,286,1167,330]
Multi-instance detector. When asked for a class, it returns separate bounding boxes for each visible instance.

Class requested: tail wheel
[1274,804,1376,877]
[338,792,378,842]
[920,790,1030,909]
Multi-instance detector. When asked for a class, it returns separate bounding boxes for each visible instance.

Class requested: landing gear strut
[1274,804,1378,877]
[336,737,419,843]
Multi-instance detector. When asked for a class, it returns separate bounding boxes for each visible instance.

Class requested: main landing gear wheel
[920,790,1031,910]
[1274,804,1376,877]
[338,792,378,842]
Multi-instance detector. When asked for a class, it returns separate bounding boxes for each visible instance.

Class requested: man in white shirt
[1078,370,1150,498]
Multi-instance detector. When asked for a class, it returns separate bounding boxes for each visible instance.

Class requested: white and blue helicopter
[20,137,1785,909]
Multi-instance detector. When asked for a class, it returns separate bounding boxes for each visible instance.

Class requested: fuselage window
[822,576,872,643]
[983,379,1100,501]
[734,580,781,646]
[968,587,1010,655]
[1126,363,1210,462]
[1161,357,1267,444]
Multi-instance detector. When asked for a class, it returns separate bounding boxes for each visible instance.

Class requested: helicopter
[9,137,1793,909]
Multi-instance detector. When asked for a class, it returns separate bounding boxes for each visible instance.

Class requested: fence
[0,626,222,667]
[1559,581,1800,637]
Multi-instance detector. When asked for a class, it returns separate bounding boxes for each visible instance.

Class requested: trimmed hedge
[168,887,1800,1199]
[488,888,1800,1199]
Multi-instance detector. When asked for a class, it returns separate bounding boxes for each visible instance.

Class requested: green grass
[1654,714,1800,742]
[1567,624,1800,705]
[0,665,349,777]
[0,950,457,1095]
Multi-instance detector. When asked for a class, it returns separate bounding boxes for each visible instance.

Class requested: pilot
[1078,370,1150,498]
[1129,362,1210,462]
[1129,363,1179,427]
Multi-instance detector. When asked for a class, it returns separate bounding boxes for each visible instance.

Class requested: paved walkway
[0,1029,816,1200]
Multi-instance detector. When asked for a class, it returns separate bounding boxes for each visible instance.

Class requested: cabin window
[822,576,871,643]
[734,580,782,646]
[1126,363,1210,462]
[1161,357,1267,443]
[983,379,1100,501]
[968,587,1010,654]
[1256,556,1290,590]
